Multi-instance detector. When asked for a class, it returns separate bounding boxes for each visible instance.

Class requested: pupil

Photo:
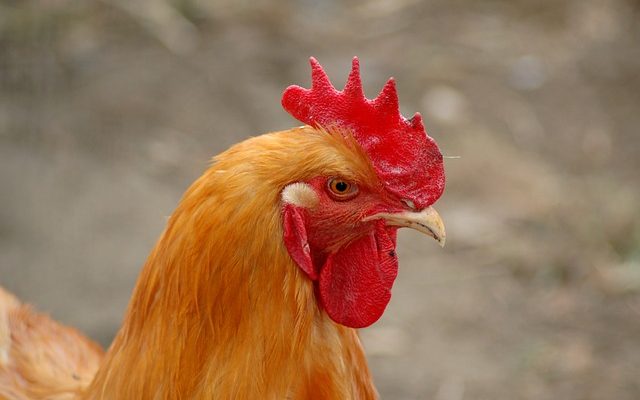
[335,181,348,192]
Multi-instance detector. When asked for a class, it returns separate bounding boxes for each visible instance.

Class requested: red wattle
[318,223,398,328]
[282,204,317,280]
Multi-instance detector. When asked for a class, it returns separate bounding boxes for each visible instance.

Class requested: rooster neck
[83,132,378,399]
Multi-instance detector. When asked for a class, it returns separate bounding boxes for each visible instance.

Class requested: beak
[363,206,446,247]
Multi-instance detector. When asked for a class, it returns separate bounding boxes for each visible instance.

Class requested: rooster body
[0,58,445,399]
[0,288,103,400]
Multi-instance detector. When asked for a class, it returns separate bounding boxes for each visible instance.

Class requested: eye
[327,178,359,201]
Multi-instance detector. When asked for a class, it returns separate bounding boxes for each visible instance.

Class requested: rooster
[0,57,445,399]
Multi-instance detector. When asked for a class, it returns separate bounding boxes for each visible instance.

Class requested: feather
[82,127,378,399]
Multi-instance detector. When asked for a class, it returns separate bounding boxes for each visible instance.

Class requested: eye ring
[327,178,359,201]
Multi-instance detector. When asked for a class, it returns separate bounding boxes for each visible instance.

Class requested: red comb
[282,57,445,209]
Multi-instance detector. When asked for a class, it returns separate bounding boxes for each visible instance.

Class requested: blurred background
[1,0,639,398]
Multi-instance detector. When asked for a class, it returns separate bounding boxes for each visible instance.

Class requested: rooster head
[280,57,445,328]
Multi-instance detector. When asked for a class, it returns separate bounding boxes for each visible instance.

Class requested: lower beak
[363,206,446,247]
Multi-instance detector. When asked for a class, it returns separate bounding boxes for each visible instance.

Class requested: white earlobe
[281,183,319,209]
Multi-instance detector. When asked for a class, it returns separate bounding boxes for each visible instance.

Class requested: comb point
[343,57,364,98]
[410,112,424,130]
[375,77,399,115]
[282,84,306,106]
[310,57,333,91]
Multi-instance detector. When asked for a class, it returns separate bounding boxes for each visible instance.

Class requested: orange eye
[327,178,358,200]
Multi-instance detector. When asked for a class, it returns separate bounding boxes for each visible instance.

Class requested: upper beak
[363,206,446,247]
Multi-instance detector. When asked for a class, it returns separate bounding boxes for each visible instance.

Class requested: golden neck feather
[84,127,377,399]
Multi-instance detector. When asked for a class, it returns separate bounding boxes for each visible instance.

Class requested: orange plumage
[84,128,381,399]
[0,288,103,400]
[1,128,381,399]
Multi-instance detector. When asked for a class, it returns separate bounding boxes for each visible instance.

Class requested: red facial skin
[283,177,409,328]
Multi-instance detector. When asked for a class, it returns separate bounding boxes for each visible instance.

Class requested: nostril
[401,199,416,210]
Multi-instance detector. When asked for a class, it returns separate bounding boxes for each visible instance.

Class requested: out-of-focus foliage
[1,0,639,399]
